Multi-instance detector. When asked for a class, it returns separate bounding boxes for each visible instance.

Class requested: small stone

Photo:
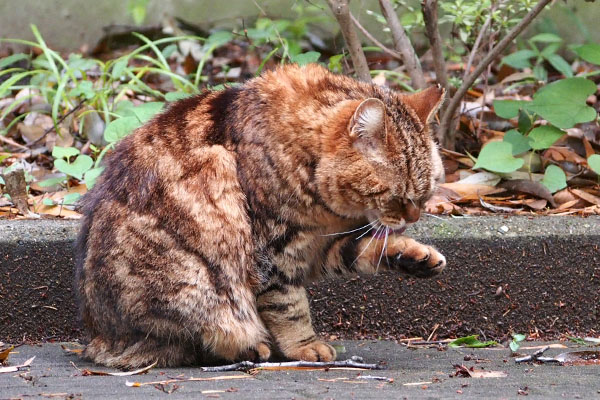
[498,225,509,234]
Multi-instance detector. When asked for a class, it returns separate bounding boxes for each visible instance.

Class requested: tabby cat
[75,63,446,369]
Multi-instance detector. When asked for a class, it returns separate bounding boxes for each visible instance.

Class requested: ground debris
[126,374,251,388]
[199,356,382,372]
[453,364,507,378]
[0,356,35,374]
[516,346,600,366]
[73,361,157,376]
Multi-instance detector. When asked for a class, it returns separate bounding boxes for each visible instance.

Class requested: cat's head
[317,85,445,231]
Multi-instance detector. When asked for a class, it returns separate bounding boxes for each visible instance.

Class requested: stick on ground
[200,356,383,372]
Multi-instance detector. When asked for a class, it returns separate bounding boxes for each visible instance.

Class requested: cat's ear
[348,98,386,140]
[401,85,445,125]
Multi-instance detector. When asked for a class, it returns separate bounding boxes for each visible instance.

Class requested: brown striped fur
[75,64,446,369]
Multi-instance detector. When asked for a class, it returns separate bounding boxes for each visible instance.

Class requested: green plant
[475,76,598,192]
[502,33,572,81]
[509,333,526,352]
[448,335,497,348]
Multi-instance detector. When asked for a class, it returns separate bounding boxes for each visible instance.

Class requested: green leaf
[518,109,534,134]
[533,64,548,82]
[206,31,233,47]
[0,53,30,69]
[123,102,164,123]
[70,80,95,99]
[512,333,527,342]
[111,58,128,80]
[67,54,97,72]
[528,125,565,150]
[541,164,567,193]
[165,92,192,102]
[493,100,529,119]
[104,116,140,143]
[448,335,497,348]
[42,198,55,206]
[38,176,66,187]
[503,130,532,155]
[84,166,104,189]
[567,336,587,345]
[502,50,536,69]
[290,51,321,66]
[573,44,600,66]
[54,155,93,180]
[588,154,600,175]
[113,100,135,117]
[52,146,80,159]
[509,340,521,352]
[62,192,81,205]
[544,54,573,78]
[474,141,524,173]
[161,44,178,58]
[529,33,563,43]
[527,78,597,129]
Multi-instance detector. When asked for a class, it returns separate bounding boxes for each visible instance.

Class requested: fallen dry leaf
[80,361,157,376]
[126,374,251,387]
[0,356,35,374]
[570,189,600,206]
[0,346,14,363]
[454,364,507,378]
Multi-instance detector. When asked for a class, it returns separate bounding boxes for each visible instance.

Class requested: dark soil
[1,218,599,343]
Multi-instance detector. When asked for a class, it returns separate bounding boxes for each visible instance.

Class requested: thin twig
[462,8,495,82]
[421,0,448,91]
[349,13,402,60]
[439,0,553,149]
[200,356,383,372]
[379,0,426,89]
[327,0,371,82]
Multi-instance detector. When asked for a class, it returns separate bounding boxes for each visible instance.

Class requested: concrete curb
[1,216,599,342]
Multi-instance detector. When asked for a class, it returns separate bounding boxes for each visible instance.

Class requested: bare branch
[439,0,552,149]
[350,12,402,61]
[421,0,448,91]
[378,0,426,89]
[462,9,494,82]
[200,356,383,372]
[327,0,371,82]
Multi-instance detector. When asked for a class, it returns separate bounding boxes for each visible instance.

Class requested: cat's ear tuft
[402,85,445,126]
[348,98,386,140]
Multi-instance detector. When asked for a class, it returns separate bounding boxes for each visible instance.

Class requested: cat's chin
[373,225,406,239]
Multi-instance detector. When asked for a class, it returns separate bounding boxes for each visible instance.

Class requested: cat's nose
[402,202,421,223]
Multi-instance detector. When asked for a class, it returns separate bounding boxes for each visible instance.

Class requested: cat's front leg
[257,285,336,362]
[324,233,445,277]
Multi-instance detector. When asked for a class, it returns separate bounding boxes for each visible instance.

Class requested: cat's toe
[286,340,336,362]
[392,244,446,278]
[238,342,272,362]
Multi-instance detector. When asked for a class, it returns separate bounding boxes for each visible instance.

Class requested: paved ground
[1,341,599,399]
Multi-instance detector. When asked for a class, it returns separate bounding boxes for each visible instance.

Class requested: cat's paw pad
[391,243,446,278]
[238,342,272,362]
[286,340,336,362]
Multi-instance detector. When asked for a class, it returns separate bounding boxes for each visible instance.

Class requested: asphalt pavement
[1,340,599,399]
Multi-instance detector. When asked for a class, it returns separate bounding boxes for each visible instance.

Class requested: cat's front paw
[285,340,336,362]
[388,239,446,278]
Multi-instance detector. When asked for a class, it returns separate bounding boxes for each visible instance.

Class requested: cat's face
[318,86,445,231]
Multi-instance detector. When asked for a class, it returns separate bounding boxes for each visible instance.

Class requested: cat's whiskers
[375,226,389,274]
[355,221,380,240]
[352,222,383,269]
[320,220,375,237]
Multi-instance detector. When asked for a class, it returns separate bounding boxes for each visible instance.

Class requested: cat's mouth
[373,225,406,239]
